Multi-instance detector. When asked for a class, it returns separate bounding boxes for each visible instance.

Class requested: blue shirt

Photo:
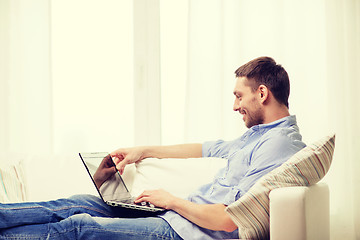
[160,115,306,240]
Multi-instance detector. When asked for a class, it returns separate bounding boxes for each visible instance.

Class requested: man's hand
[134,189,176,210]
[110,147,146,175]
[93,154,118,189]
[134,189,237,232]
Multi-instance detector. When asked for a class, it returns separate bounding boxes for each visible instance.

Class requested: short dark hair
[234,57,290,108]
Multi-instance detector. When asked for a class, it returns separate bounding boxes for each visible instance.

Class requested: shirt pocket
[224,152,250,185]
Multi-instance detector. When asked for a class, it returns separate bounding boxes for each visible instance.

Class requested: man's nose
[233,99,240,111]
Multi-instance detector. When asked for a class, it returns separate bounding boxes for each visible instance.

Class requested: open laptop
[79,152,165,212]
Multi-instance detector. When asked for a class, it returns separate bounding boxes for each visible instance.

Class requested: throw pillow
[0,157,27,203]
[225,134,335,240]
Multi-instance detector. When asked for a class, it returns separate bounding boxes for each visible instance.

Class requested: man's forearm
[135,189,237,232]
[169,198,237,232]
[142,143,203,159]
[111,143,202,175]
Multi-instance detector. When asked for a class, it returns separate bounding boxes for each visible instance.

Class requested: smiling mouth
[239,110,246,120]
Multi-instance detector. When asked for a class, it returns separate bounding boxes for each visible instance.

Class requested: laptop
[79,152,165,212]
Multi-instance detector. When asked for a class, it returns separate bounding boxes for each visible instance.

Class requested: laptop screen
[79,152,132,202]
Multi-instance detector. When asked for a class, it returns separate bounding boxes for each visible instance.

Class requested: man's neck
[263,104,290,124]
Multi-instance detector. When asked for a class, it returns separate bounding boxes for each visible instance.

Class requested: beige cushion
[131,157,226,198]
[225,134,335,239]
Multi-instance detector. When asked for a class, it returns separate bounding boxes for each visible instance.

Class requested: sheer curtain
[0,0,135,155]
[160,0,359,239]
[0,0,52,154]
[324,0,360,238]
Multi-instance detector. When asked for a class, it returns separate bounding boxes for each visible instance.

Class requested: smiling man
[0,57,306,240]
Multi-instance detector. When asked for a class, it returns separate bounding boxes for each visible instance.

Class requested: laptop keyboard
[112,198,156,208]
[118,198,135,204]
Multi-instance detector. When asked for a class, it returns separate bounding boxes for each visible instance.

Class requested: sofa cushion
[225,134,335,240]
[130,157,226,198]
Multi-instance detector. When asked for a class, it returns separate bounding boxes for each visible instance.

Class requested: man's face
[233,77,264,128]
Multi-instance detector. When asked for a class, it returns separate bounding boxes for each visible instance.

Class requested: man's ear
[258,85,269,103]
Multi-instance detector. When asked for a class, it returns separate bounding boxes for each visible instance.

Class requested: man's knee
[68,213,95,227]
[47,213,95,239]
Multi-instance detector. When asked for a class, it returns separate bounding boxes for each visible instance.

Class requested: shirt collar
[248,115,297,134]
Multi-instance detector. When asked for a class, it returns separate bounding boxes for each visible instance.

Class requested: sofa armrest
[269,183,330,240]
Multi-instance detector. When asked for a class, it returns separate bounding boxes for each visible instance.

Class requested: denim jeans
[0,194,182,240]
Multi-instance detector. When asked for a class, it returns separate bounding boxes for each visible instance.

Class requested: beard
[243,105,264,128]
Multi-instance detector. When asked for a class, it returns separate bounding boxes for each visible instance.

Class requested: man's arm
[141,144,203,159]
[111,143,202,174]
[135,189,237,232]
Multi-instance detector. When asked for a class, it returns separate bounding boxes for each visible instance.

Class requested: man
[0,57,305,239]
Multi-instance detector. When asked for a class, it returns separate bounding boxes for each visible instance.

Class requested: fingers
[112,156,121,165]
[134,190,152,203]
[110,148,127,159]
[133,190,174,210]
[134,193,156,209]
[109,150,126,175]
[115,157,130,175]
[110,147,144,175]
[111,156,123,170]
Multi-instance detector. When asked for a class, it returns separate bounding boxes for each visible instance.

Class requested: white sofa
[1,154,330,239]
[269,183,329,240]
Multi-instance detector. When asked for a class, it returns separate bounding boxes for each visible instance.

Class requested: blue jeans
[0,194,182,240]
